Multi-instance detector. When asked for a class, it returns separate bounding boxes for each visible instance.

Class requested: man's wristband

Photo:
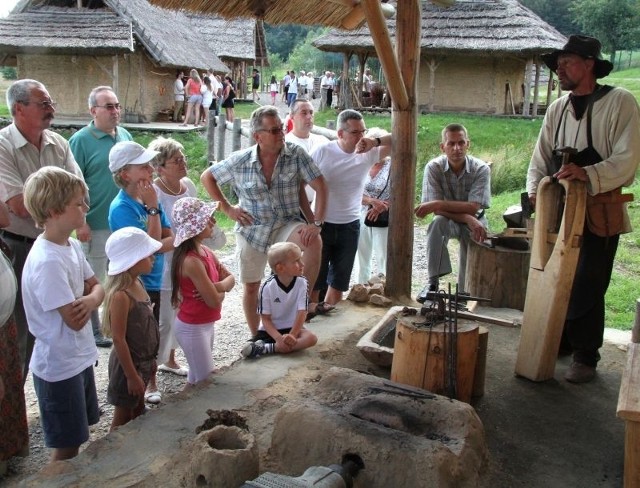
[375,137,381,147]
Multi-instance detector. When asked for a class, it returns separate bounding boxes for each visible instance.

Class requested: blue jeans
[315,220,360,292]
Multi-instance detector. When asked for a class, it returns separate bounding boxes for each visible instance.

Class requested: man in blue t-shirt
[70,86,133,347]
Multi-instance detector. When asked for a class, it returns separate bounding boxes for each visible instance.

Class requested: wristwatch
[313,220,324,228]
[146,206,160,216]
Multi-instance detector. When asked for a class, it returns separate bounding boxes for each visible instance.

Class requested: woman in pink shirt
[180,69,203,127]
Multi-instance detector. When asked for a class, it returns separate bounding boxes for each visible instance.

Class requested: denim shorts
[33,366,100,448]
[315,219,360,292]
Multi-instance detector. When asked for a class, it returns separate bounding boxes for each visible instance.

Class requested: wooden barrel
[465,238,531,310]
[391,315,479,403]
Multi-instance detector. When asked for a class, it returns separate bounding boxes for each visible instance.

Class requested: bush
[1,67,17,80]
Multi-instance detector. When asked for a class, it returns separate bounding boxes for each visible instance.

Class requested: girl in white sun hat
[171,198,235,386]
[101,227,161,430]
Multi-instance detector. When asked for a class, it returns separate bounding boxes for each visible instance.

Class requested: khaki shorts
[236,221,305,283]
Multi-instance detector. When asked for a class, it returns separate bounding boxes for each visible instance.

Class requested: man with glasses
[69,86,132,348]
[309,109,391,307]
[0,79,82,382]
[201,105,327,336]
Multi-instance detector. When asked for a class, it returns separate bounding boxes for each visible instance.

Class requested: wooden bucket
[391,315,480,403]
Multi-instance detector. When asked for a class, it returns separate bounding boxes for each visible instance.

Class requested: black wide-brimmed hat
[541,35,614,79]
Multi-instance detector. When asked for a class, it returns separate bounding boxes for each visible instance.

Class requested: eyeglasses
[165,156,188,166]
[94,103,121,111]
[22,100,57,110]
[345,129,366,135]
[258,125,284,135]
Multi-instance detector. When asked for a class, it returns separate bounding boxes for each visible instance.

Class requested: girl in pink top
[171,198,235,385]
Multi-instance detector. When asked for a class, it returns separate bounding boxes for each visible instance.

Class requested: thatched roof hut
[0,0,267,120]
[314,0,566,115]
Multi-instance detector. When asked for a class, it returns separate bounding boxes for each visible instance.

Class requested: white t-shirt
[310,141,380,223]
[211,76,223,97]
[285,132,329,203]
[257,275,308,331]
[22,236,98,382]
[201,85,214,107]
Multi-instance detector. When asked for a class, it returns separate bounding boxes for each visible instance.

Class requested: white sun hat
[106,227,162,275]
[109,141,160,173]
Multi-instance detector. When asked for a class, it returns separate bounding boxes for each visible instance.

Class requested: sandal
[314,301,335,315]
[144,390,162,404]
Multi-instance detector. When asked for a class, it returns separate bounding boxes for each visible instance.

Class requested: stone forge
[268,367,487,487]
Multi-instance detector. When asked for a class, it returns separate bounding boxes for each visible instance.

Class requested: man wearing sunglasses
[69,86,133,348]
[0,79,82,383]
[202,105,328,337]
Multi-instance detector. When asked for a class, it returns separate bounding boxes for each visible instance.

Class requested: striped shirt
[209,142,322,253]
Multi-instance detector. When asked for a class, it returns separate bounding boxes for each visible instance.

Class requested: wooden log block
[632,298,640,344]
[391,315,479,403]
[617,343,640,487]
[472,326,489,398]
[465,239,530,310]
[515,178,586,381]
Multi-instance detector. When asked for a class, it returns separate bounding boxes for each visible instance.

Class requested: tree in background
[570,0,640,63]
[265,24,311,62]
[520,0,577,35]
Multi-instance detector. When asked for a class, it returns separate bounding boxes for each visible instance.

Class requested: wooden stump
[465,239,531,310]
[391,315,479,403]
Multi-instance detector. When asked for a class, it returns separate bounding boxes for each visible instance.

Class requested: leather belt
[0,230,36,245]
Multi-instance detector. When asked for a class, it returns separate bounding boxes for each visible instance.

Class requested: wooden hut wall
[16,52,176,121]
[418,55,525,115]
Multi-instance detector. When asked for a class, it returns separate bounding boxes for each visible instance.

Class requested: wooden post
[472,326,489,397]
[207,116,216,162]
[522,59,532,116]
[617,341,640,488]
[532,60,541,116]
[391,315,480,403]
[215,114,226,162]
[632,298,640,343]
[546,71,554,109]
[232,118,242,152]
[385,0,420,301]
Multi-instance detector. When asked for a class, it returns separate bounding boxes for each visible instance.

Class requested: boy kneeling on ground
[242,242,317,359]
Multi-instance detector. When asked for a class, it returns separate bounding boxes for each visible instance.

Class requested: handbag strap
[372,168,390,200]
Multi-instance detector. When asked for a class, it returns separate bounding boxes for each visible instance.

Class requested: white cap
[106,227,162,275]
[109,141,159,173]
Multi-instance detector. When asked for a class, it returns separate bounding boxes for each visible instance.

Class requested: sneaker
[241,340,266,359]
[564,362,596,384]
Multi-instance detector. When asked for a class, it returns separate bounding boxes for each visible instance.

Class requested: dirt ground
[4,304,630,487]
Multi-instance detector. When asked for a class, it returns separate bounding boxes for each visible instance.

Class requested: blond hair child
[22,167,104,463]
[241,242,317,358]
[171,198,235,385]
[102,227,161,430]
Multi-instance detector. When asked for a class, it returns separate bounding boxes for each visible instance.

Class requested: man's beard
[559,77,578,91]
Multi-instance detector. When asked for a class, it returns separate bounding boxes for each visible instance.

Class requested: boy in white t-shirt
[241,242,317,358]
[22,167,104,463]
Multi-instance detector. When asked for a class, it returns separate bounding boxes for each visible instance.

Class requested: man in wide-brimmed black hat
[526,35,640,383]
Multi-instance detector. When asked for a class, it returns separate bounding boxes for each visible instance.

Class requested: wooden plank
[515,177,587,381]
[617,343,640,422]
[623,421,640,488]
[632,298,640,343]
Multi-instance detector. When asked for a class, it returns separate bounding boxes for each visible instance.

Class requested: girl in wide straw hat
[171,198,235,386]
